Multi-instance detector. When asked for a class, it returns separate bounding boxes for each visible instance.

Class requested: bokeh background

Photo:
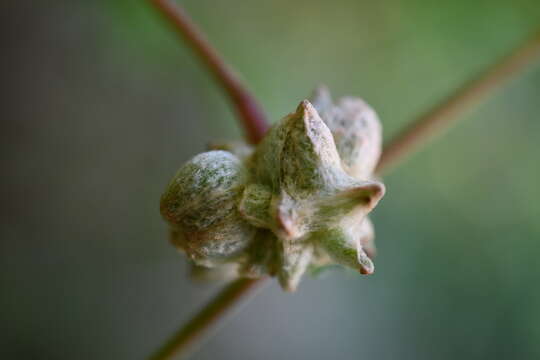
[2,0,540,359]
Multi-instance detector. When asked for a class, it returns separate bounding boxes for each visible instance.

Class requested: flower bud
[160,88,386,291]
[160,151,255,266]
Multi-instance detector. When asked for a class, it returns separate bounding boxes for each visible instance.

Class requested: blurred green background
[2,0,540,359]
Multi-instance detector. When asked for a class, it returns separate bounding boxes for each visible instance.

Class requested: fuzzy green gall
[160,87,385,291]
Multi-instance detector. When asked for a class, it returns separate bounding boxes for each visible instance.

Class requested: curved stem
[150,0,269,144]
[148,3,271,358]
[375,29,540,175]
[149,278,267,360]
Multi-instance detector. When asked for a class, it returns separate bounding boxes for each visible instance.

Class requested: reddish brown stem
[149,2,271,359]
[150,0,269,143]
[149,278,266,360]
[375,30,540,175]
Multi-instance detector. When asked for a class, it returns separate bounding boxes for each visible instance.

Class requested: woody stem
[375,30,540,175]
[150,0,269,144]
[148,278,266,360]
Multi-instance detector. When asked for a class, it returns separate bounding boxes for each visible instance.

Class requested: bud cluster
[160,87,385,291]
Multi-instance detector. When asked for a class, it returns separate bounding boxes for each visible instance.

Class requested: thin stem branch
[375,30,540,175]
[149,278,267,360]
[150,0,269,144]
[149,1,540,357]
[149,2,271,359]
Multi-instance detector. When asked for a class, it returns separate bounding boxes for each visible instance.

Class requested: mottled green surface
[2,0,540,359]
[164,99,383,290]
[160,151,254,264]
